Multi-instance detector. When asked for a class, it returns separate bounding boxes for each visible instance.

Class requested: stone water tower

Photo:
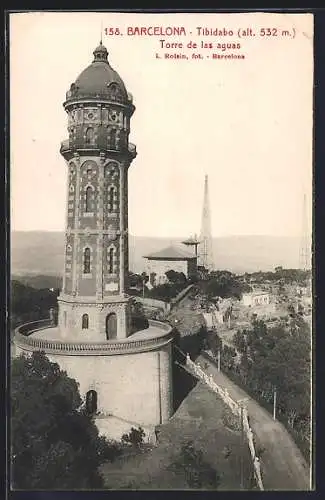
[58,41,136,341]
[14,43,174,440]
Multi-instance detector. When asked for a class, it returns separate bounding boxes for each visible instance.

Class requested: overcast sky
[10,12,313,238]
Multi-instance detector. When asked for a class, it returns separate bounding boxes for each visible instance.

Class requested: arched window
[109,248,114,274]
[106,313,117,340]
[108,186,115,212]
[85,186,93,212]
[82,314,89,330]
[85,127,94,145]
[110,129,116,149]
[85,390,97,415]
[83,247,91,274]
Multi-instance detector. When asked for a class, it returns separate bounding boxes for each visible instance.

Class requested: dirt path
[197,354,311,491]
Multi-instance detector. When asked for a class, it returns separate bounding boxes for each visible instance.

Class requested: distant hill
[10,231,307,276]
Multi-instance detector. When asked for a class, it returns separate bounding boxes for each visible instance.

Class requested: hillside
[11,231,305,276]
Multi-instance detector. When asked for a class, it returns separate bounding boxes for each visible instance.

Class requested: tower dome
[65,42,128,103]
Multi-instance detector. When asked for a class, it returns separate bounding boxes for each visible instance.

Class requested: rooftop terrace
[14,319,173,356]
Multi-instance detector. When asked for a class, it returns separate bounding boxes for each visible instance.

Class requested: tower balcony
[13,319,173,356]
[60,139,137,161]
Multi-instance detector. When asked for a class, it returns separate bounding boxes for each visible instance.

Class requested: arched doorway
[106,313,117,340]
[82,313,89,329]
[85,390,97,415]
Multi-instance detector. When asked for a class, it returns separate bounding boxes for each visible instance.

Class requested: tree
[130,299,149,332]
[148,282,186,302]
[232,318,311,453]
[197,325,208,350]
[197,271,247,300]
[207,331,222,356]
[128,272,143,289]
[149,271,157,286]
[221,345,237,371]
[121,427,145,449]
[233,330,247,353]
[11,351,117,489]
[141,272,149,285]
[11,280,59,327]
[242,268,310,285]
[165,269,187,285]
[169,441,220,489]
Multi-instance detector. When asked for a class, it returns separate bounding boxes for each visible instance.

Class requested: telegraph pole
[237,398,249,491]
[240,404,244,490]
[217,348,221,372]
[273,386,277,421]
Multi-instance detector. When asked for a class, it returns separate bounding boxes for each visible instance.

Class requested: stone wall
[15,341,173,430]
[186,354,264,491]
[170,284,195,308]
[136,296,171,313]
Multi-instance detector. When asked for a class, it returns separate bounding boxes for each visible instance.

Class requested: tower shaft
[57,43,136,341]
[198,175,214,270]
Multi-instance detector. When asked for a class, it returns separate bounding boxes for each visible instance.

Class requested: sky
[10,11,313,238]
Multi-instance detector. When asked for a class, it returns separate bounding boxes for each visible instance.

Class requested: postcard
[9,11,313,491]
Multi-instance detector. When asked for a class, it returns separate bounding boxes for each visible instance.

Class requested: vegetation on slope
[11,352,120,489]
[207,317,311,461]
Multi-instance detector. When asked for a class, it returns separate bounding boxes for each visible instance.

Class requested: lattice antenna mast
[299,193,309,271]
[198,175,214,270]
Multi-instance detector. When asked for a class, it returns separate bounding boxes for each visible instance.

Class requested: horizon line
[11,230,304,239]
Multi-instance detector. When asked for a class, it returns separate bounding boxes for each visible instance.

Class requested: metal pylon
[198,174,214,270]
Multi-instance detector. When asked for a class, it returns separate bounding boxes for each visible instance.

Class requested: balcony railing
[60,140,136,158]
[14,320,173,356]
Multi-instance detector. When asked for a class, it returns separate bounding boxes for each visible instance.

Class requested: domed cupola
[64,42,130,105]
[61,42,136,161]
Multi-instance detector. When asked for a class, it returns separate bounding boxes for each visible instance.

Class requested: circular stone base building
[14,320,173,441]
[14,42,174,442]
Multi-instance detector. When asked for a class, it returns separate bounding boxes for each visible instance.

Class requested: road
[197,354,311,491]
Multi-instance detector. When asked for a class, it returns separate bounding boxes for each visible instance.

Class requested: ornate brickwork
[58,43,136,340]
